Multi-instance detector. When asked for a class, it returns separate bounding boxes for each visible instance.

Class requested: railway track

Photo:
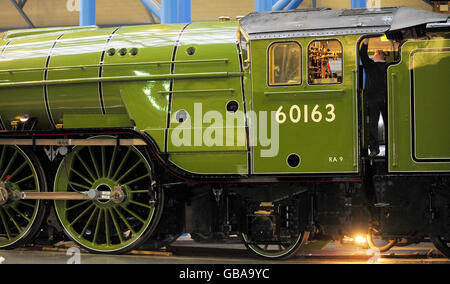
[2,240,448,264]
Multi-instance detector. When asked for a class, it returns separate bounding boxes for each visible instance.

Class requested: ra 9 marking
[276,104,336,124]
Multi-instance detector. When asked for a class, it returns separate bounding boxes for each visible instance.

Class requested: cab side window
[308,40,343,85]
[268,42,302,86]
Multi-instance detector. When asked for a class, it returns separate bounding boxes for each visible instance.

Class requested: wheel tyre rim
[0,146,42,248]
[242,231,309,259]
[54,145,158,253]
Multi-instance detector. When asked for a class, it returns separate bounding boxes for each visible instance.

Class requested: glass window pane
[308,40,343,85]
[269,42,302,86]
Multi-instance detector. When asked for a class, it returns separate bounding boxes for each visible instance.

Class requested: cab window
[364,35,401,63]
[308,40,343,85]
[268,42,302,86]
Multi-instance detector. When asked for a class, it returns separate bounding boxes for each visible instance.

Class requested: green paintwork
[414,51,450,159]
[0,33,62,129]
[104,24,184,150]
[3,26,98,40]
[387,39,450,172]
[166,22,249,174]
[63,114,133,129]
[48,28,117,125]
[0,20,448,176]
[250,36,359,174]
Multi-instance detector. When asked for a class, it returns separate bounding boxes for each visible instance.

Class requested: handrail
[159,89,235,95]
[0,58,230,74]
[0,72,244,88]
[390,72,397,167]
[264,89,345,96]
[352,69,357,167]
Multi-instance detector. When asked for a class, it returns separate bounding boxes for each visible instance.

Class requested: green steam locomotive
[0,6,449,259]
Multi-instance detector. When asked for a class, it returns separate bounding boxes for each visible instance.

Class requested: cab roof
[240,7,450,40]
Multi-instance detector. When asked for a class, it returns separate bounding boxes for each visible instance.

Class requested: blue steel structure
[140,0,191,24]
[80,0,371,27]
[80,0,96,26]
[140,0,161,21]
[255,0,303,12]
[351,0,367,8]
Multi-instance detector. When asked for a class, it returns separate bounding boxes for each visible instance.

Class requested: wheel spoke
[93,209,103,244]
[0,151,18,181]
[104,209,110,245]
[107,146,118,178]
[0,146,7,177]
[80,207,98,237]
[14,174,35,185]
[3,207,22,234]
[88,147,101,179]
[69,181,91,190]
[9,206,31,222]
[112,148,132,180]
[66,200,91,212]
[0,208,12,239]
[119,205,146,224]
[124,174,150,186]
[75,153,97,181]
[7,161,27,181]
[101,146,106,178]
[129,200,153,209]
[69,203,95,226]
[116,161,143,183]
[17,201,36,208]
[71,168,94,186]
[113,207,136,234]
[109,208,123,243]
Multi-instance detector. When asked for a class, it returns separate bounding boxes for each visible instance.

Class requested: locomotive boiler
[0,6,449,259]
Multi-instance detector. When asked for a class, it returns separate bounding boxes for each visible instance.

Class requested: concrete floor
[0,237,449,264]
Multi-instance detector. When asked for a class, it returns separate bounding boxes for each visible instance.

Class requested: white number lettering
[311,104,322,122]
[275,104,336,124]
[276,106,287,124]
[326,104,336,122]
[289,105,301,123]
[304,105,309,123]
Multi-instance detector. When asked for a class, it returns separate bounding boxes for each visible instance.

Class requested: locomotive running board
[0,138,147,146]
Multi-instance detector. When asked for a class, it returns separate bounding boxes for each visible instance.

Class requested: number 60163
[276,104,336,124]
